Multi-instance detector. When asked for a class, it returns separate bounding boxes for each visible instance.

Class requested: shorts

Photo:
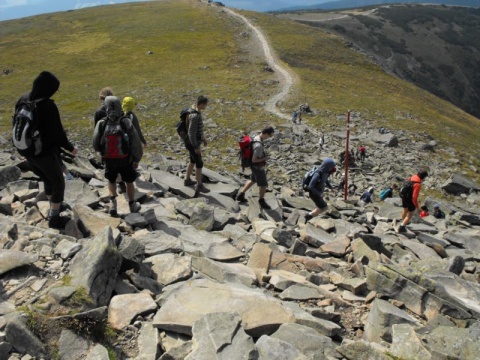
[402,197,416,212]
[104,159,137,184]
[309,191,328,209]
[251,165,268,188]
[185,142,204,169]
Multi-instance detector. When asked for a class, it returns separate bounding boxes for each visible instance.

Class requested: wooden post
[344,111,351,202]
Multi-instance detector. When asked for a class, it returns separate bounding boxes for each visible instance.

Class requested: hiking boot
[184,178,196,187]
[109,198,118,216]
[129,201,141,213]
[236,192,246,203]
[195,183,210,194]
[397,224,407,233]
[305,213,313,223]
[259,198,271,210]
[48,214,71,229]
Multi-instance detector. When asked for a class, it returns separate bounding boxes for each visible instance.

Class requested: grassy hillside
[1,0,479,177]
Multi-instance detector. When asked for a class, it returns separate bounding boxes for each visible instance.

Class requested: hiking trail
[224,8,295,121]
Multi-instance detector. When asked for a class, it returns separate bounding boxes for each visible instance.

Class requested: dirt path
[224,8,295,121]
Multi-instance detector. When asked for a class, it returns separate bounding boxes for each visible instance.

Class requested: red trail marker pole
[344,111,351,202]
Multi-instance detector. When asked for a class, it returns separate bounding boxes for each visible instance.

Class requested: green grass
[0,0,479,180]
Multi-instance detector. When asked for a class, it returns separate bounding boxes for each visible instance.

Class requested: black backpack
[176,108,199,140]
[12,99,44,156]
[100,117,130,160]
[302,166,319,190]
[399,179,419,200]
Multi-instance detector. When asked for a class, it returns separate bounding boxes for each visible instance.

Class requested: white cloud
[0,0,28,9]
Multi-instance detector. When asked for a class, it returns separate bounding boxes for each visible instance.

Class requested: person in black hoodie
[15,71,78,229]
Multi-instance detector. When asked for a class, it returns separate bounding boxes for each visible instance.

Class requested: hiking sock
[49,208,60,218]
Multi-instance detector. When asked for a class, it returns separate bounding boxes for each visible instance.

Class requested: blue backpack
[379,188,391,201]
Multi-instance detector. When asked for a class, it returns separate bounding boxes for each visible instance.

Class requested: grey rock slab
[153,279,294,337]
[54,239,82,260]
[271,323,335,360]
[421,326,480,360]
[338,278,367,295]
[185,312,257,360]
[282,196,313,211]
[136,322,159,360]
[320,236,351,257]
[269,270,309,291]
[0,299,15,316]
[300,224,334,248]
[135,230,184,256]
[192,256,257,287]
[151,170,196,198]
[5,319,46,357]
[49,286,77,304]
[406,223,438,234]
[401,239,441,261]
[364,298,421,343]
[58,329,89,360]
[247,243,272,280]
[200,193,241,213]
[283,302,342,338]
[416,233,450,248]
[85,344,110,360]
[70,227,122,306]
[279,284,324,301]
[73,204,121,237]
[336,340,392,360]
[159,341,193,360]
[256,335,308,360]
[125,213,148,228]
[0,165,21,187]
[207,182,239,197]
[372,132,398,147]
[390,324,431,360]
[444,230,480,253]
[0,250,38,276]
[64,179,99,207]
[204,241,244,261]
[202,167,236,184]
[118,236,145,267]
[377,203,403,221]
[108,292,157,330]
[145,253,192,286]
[0,342,12,360]
[442,174,480,195]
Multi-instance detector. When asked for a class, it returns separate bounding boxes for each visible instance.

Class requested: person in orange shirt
[398,169,428,232]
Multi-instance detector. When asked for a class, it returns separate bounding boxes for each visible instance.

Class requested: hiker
[183,95,210,194]
[318,135,324,149]
[305,158,337,222]
[292,110,298,124]
[359,144,366,162]
[122,96,147,147]
[398,169,428,232]
[420,205,429,218]
[13,71,78,229]
[360,187,374,205]
[238,131,252,173]
[94,87,114,128]
[433,203,446,219]
[93,96,143,215]
[298,111,303,124]
[339,172,346,190]
[379,184,398,201]
[236,126,275,209]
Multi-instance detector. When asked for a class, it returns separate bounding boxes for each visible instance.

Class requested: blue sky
[0,0,327,21]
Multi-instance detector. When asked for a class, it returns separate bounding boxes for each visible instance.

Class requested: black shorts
[185,142,204,169]
[309,191,328,209]
[104,158,137,184]
[251,165,268,188]
[402,197,416,212]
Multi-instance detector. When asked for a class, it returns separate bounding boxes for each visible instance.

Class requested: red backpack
[239,135,252,169]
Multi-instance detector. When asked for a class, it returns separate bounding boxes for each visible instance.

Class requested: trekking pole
[344,111,350,202]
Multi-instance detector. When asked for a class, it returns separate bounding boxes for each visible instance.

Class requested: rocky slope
[0,117,479,359]
[280,5,480,118]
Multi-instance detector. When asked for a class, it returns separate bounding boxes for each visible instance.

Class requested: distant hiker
[433,203,446,219]
[359,144,366,162]
[182,95,210,194]
[360,187,374,205]
[379,184,398,201]
[420,205,429,218]
[339,172,346,190]
[379,127,388,134]
[298,111,303,124]
[94,87,114,128]
[236,126,275,209]
[13,71,78,229]
[398,169,428,232]
[318,134,324,149]
[292,110,298,124]
[304,158,337,222]
[122,96,147,147]
[93,96,143,215]
[339,151,345,165]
